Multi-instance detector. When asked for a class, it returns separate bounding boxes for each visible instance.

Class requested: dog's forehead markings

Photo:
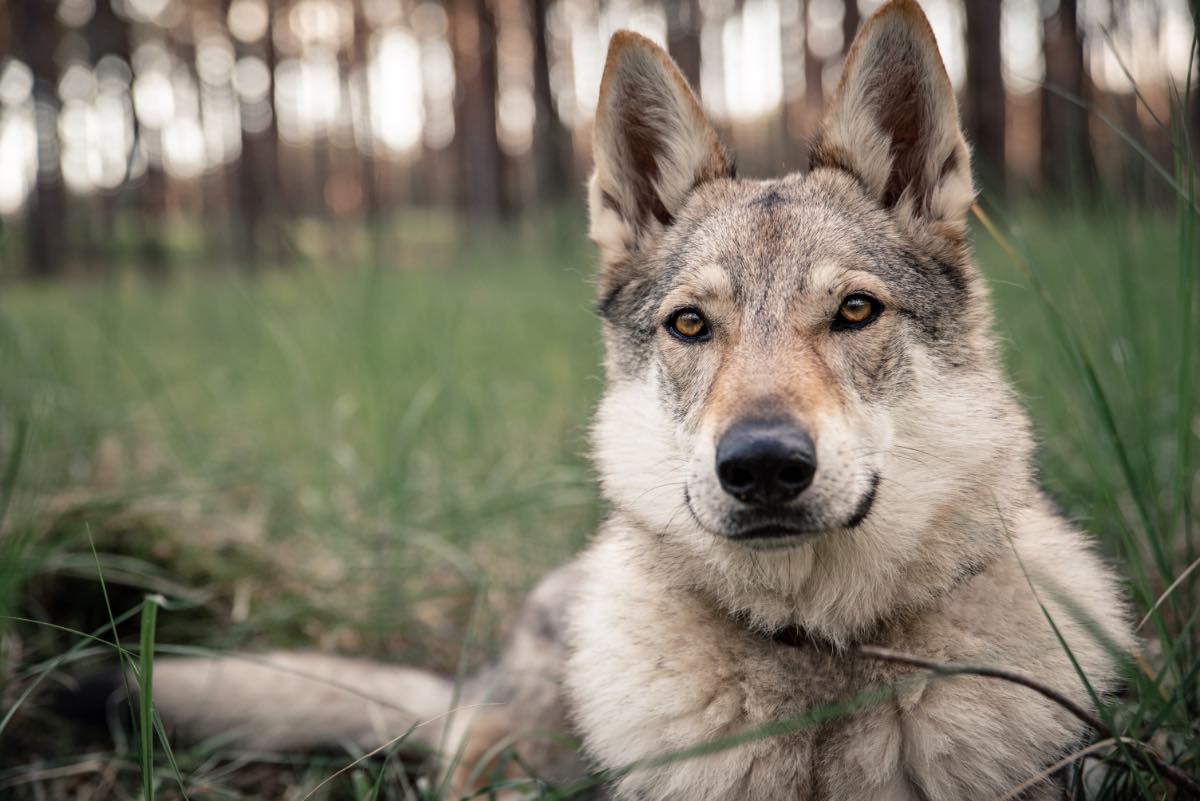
[750,189,789,210]
[688,261,733,296]
[805,260,849,293]
[662,178,926,319]
[661,261,734,312]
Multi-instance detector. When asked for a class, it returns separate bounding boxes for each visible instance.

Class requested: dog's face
[589,2,1010,557]
[619,174,956,546]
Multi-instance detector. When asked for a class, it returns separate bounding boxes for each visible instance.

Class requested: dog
[73,2,1133,799]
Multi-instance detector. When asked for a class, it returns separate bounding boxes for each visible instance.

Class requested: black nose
[715,420,817,506]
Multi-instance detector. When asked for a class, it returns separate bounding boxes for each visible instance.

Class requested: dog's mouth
[684,473,880,547]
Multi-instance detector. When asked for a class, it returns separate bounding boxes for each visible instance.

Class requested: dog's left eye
[833,294,882,330]
[667,308,711,341]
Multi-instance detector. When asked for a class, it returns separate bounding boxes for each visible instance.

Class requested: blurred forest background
[0,0,1197,278]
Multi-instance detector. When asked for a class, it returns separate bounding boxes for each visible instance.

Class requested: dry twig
[857,645,1199,799]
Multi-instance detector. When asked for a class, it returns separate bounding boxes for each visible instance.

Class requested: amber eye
[834,294,882,330]
[668,308,711,341]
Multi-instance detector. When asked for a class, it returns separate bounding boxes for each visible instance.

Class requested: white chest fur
[563,524,1113,801]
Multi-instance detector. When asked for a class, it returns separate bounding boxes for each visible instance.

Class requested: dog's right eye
[832,294,883,331]
[667,308,711,341]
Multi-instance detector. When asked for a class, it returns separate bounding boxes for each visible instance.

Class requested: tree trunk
[804,0,824,113]
[1114,90,1146,203]
[530,0,572,200]
[1191,1,1200,164]
[11,0,67,278]
[842,0,860,50]
[666,0,703,92]
[450,0,509,222]
[964,0,1006,191]
[87,0,135,274]
[779,0,807,163]
[231,0,286,268]
[352,0,383,262]
[1041,0,1095,196]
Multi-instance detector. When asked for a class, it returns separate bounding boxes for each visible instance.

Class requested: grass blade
[0,418,27,533]
[138,595,161,801]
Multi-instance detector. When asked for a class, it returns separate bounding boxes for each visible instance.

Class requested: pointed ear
[810,0,973,235]
[589,31,732,271]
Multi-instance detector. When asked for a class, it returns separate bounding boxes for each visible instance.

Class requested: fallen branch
[1137,554,1200,632]
[857,645,1199,799]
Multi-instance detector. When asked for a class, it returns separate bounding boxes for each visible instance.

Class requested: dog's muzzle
[683,418,879,545]
[715,420,817,507]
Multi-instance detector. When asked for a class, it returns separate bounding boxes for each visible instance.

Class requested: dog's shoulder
[868,495,1131,798]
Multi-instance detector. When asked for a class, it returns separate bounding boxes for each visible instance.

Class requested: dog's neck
[759,549,993,651]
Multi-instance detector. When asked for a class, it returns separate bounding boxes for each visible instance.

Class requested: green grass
[1,221,602,642]
[0,191,1197,798]
[0,220,606,797]
[977,197,1199,798]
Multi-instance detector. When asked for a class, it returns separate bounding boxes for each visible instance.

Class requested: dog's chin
[717,519,832,551]
[684,473,881,551]
[724,527,824,551]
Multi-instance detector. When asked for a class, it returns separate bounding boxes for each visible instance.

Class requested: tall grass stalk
[138,596,159,801]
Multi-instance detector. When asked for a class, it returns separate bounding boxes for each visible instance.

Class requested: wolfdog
[75,2,1133,799]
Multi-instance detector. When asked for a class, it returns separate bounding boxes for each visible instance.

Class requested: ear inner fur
[809,0,974,232]
[588,31,733,282]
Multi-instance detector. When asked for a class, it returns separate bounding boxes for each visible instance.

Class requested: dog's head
[588,0,1030,634]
